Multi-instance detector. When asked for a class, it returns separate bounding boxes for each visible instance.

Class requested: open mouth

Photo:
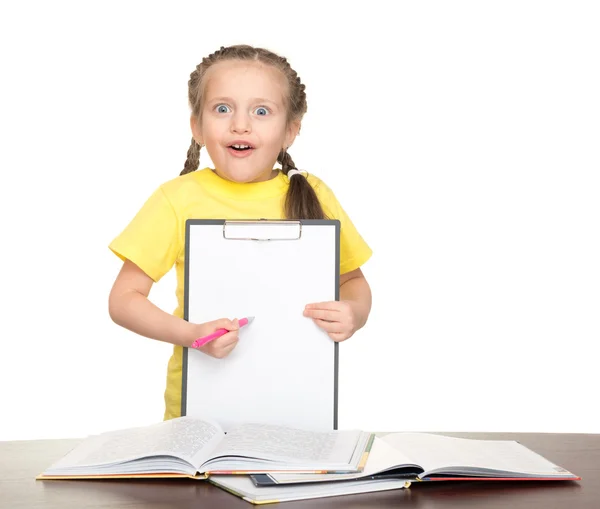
[229,144,254,151]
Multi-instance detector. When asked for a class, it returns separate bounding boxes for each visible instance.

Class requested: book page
[266,435,422,484]
[383,433,569,476]
[46,417,223,471]
[206,423,362,466]
[209,475,409,504]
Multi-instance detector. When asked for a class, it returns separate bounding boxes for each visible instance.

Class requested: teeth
[232,144,250,149]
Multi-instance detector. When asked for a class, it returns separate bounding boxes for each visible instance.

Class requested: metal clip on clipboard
[222,220,302,241]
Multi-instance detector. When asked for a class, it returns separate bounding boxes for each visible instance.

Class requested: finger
[304,308,339,322]
[219,340,239,358]
[209,339,238,359]
[215,330,239,348]
[313,319,345,333]
[328,331,350,342]
[206,334,238,358]
[213,318,239,331]
[305,302,341,311]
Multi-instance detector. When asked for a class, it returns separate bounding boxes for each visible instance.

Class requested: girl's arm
[339,268,372,330]
[304,268,372,342]
[108,260,239,358]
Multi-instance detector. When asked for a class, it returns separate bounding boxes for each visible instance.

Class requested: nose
[230,111,251,134]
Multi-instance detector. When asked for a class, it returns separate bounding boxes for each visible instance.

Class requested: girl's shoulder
[305,172,338,203]
[155,168,212,199]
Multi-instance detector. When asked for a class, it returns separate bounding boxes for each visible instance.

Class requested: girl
[108,44,373,420]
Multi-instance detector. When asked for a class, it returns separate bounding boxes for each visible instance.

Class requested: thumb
[212,317,238,331]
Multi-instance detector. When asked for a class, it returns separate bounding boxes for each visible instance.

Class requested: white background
[1,1,598,440]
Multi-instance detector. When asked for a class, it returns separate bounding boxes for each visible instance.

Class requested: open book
[251,432,581,486]
[36,416,374,480]
[209,474,410,505]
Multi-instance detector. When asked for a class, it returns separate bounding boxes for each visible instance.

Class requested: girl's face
[192,60,299,183]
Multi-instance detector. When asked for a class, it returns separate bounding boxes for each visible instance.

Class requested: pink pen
[190,316,254,349]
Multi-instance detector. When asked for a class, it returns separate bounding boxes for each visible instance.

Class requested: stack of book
[37,416,580,505]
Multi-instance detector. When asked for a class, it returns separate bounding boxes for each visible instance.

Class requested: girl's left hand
[303,301,358,342]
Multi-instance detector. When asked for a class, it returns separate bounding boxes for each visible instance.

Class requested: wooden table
[1,432,598,508]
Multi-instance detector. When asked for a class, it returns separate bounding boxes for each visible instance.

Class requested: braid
[278,149,295,174]
[279,149,326,220]
[180,138,201,176]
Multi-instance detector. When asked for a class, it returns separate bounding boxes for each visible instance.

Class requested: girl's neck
[199,167,288,200]
[212,168,280,183]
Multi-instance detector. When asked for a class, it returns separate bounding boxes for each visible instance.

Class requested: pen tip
[246,316,255,324]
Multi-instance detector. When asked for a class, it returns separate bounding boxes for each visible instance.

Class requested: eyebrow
[207,96,280,106]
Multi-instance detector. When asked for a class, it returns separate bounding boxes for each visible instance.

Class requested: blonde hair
[180,44,325,220]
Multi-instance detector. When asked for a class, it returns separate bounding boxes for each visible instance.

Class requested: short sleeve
[108,185,181,282]
[313,178,373,275]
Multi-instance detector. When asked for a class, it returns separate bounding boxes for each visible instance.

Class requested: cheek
[200,117,225,141]
[262,138,285,157]
[260,123,288,148]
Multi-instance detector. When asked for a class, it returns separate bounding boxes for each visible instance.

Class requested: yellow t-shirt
[109,168,372,420]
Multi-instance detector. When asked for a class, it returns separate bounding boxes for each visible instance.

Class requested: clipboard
[181,219,341,432]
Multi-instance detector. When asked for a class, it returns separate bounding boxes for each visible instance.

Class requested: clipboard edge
[181,218,342,427]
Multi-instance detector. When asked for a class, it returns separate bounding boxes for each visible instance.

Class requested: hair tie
[287,169,305,179]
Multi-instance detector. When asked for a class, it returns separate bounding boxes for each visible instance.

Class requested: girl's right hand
[189,318,240,359]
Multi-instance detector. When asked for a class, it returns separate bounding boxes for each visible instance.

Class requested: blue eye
[216,104,231,113]
[255,107,269,116]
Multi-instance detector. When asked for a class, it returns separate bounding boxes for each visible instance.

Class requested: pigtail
[180,138,201,176]
[279,150,326,220]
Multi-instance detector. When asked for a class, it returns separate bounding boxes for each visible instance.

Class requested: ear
[190,115,204,145]
[284,120,301,150]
